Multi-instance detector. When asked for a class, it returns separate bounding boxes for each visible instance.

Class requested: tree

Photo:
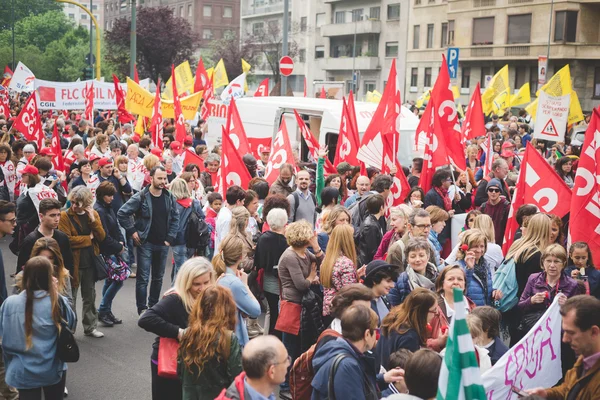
[1,0,62,31]
[105,7,200,82]
[209,31,256,81]
[249,21,300,85]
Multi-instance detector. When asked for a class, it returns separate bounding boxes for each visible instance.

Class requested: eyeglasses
[1,218,16,224]
[487,188,501,193]
[414,224,432,229]
[445,178,453,182]
[273,355,292,366]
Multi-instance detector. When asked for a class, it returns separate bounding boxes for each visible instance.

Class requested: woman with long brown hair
[31,237,72,304]
[178,286,242,399]
[0,256,76,399]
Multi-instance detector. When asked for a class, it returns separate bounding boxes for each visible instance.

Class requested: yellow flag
[568,90,584,125]
[213,59,229,88]
[162,61,195,99]
[416,89,431,108]
[451,86,460,100]
[206,68,214,81]
[242,59,251,92]
[537,65,571,97]
[456,101,465,119]
[510,83,531,107]
[125,78,202,119]
[481,65,509,115]
[134,116,145,136]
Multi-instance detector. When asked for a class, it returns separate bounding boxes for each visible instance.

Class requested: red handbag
[157,337,179,379]
[275,300,302,335]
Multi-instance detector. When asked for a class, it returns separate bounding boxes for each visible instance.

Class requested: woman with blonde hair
[178,285,242,399]
[138,257,214,400]
[472,214,504,271]
[455,229,495,307]
[90,133,111,158]
[214,235,261,347]
[374,206,408,261]
[227,206,255,272]
[320,224,361,317]
[142,154,161,187]
[317,205,351,252]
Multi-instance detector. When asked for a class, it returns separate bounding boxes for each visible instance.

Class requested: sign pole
[280,0,289,96]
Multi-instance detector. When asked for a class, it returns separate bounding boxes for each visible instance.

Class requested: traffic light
[83,67,93,80]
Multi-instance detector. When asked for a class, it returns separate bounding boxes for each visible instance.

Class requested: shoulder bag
[57,296,79,362]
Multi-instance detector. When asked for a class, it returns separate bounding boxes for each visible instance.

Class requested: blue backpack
[492,258,519,312]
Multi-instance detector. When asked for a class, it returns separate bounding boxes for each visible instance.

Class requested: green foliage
[0,0,62,31]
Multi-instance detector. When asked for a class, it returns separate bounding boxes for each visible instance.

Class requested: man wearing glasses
[480,179,510,245]
[401,208,437,265]
[474,158,511,206]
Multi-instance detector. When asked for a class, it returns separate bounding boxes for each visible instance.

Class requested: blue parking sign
[447,47,459,79]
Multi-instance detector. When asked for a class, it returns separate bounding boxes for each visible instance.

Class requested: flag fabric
[418,99,449,194]
[50,121,65,172]
[163,61,195,99]
[334,98,361,167]
[225,98,251,155]
[194,57,210,93]
[213,59,229,88]
[303,77,307,97]
[451,86,460,100]
[510,82,531,107]
[219,127,252,195]
[13,94,44,149]
[481,65,509,115]
[569,107,600,267]
[527,65,583,124]
[150,80,164,149]
[264,119,297,185]
[220,73,246,103]
[84,82,94,122]
[183,148,204,171]
[133,64,140,84]
[134,116,146,136]
[241,59,251,92]
[0,91,10,117]
[480,134,493,178]
[112,75,135,123]
[415,89,431,109]
[200,74,214,121]
[293,110,336,174]
[568,90,584,125]
[171,64,187,144]
[366,90,382,103]
[502,142,573,252]
[320,86,326,99]
[462,82,485,140]
[254,78,269,97]
[248,137,272,159]
[437,288,487,400]
[1,66,12,87]
[8,61,35,92]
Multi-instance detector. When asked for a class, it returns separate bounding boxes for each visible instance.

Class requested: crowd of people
[0,99,598,400]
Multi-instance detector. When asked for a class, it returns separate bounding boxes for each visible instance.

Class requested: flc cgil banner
[34,79,127,110]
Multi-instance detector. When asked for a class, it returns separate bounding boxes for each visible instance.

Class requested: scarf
[177,198,193,208]
[406,265,437,292]
[434,186,452,211]
[473,259,489,300]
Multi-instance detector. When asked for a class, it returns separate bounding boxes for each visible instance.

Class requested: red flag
[418,100,449,194]
[254,78,269,97]
[480,134,494,177]
[347,91,359,139]
[303,77,307,98]
[225,98,251,155]
[200,74,214,121]
[0,92,10,117]
[569,107,600,267]
[293,110,336,174]
[1,66,12,87]
[84,82,94,122]
[13,94,43,149]
[183,148,204,170]
[264,118,297,185]
[248,137,272,159]
[219,126,252,195]
[62,110,69,119]
[50,122,65,172]
[133,64,140,84]
[502,142,573,251]
[112,75,135,123]
[150,80,164,149]
[430,55,466,170]
[462,82,485,140]
[171,64,187,143]
[320,86,326,99]
[194,58,209,93]
[334,98,361,166]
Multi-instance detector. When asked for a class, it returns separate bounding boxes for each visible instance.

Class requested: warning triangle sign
[541,118,559,137]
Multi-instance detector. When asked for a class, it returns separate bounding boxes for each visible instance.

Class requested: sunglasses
[487,188,501,193]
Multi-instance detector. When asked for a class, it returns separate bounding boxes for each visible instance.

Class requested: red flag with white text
[200,74,214,121]
[334,98,361,166]
[293,110,336,174]
[264,119,298,185]
[51,122,65,172]
[219,127,252,195]
[0,92,10,117]
[462,82,485,140]
[248,137,272,159]
[418,100,449,194]
[13,94,43,149]
[171,64,187,143]
[150,80,164,149]
[254,78,269,97]
[194,58,209,93]
[225,98,251,155]
[569,108,600,267]
[84,82,94,122]
[1,66,12,87]
[112,75,135,123]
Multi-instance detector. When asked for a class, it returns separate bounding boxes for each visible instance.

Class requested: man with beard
[287,169,316,227]
[269,163,294,196]
[118,166,180,315]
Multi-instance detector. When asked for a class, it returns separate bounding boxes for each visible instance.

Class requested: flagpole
[546,0,554,61]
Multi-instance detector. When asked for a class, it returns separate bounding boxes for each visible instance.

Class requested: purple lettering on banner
[540,315,558,365]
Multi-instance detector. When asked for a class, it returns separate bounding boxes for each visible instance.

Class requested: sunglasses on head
[488,188,501,193]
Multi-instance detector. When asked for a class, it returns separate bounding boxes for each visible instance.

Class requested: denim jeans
[171,245,194,283]
[98,279,124,313]
[136,242,169,312]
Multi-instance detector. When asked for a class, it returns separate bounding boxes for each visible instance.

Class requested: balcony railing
[321,19,382,37]
[473,0,496,7]
[242,2,283,16]
[505,46,530,56]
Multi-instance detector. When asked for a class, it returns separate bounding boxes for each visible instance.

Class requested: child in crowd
[566,241,600,299]
[471,306,508,366]
[381,349,413,397]
[465,313,492,373]
[204,191,222,260]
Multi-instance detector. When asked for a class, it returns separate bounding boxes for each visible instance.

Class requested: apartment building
[63,0,104,31]
[405,0,600,111]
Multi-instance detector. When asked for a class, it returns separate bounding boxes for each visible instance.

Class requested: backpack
[349,194,374,230]
[186,210,210,256]
[492,258,519,312]
[289,328,342,400]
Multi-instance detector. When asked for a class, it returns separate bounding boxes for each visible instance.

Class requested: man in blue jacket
[311,305,403,400]
[118,166,179,315]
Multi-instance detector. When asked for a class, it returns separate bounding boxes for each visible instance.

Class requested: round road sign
[279,56,294,77]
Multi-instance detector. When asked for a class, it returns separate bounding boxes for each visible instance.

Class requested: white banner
[482,297,563,399]
[532,91,570,143]
[220,73,246,104]
[127,159,146,192]
[27,183,58,213]
[8,62,35,92]
[34,79,127,110]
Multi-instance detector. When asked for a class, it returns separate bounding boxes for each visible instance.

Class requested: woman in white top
[90,133,111,158]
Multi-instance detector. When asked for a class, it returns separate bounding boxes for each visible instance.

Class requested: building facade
[63,0,105,32]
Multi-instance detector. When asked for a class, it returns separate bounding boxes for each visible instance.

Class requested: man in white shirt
[215,185,246,251]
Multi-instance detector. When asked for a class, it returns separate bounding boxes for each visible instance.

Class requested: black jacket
[17,229,74,275]
[254,231,288,275]
[300,289,325,353]
[94,199,125,256]
[358,214,384,266]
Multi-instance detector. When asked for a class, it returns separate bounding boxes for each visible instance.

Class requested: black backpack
[186,210,210,256]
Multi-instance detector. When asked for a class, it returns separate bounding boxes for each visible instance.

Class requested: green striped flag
[436,288,487,400]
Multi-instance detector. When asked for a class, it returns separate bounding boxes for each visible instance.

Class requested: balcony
[462,43,600,60]
[241,2,283,17]
[321,19,382,37]
[319,56,380,71]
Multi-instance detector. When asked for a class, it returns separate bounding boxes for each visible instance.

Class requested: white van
[206,96,420,166]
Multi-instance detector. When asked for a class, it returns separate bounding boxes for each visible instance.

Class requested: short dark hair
[249,178,269,200]
[225,185,246,206]
[412,157,423,173]
[242,346,279,380]
[560,295,600,332]
[149,166,166,176]
[388,349,412,370]
[0,200,16,218]
[96,181,117,199]
[404,349,442,399]
[244,189,258,208]
[431,168,452,188]
[516,204,538,226]
[77,159,90,171]
[34,158,53,172]
[366,193,384,214]
[341,305,378,342]
[320,187,339,208]
[371,174,392,193]
[363,266,400,288]
[263,194,290,220]
[139,138,151,149]
[471,306,502,338]
[330,284,374,319]
[207,192,222,205]
[38,198,61,215]
[279,163,294,175]
[184,163,199,173]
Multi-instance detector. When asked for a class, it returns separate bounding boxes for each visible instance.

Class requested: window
[352,9,363,22]
[188,4,192,17]
[252,22,264,35]
[370,7,380,20]
[387,4,400,20]
[92,4,98,10]
[203,5,211,17]
[316,13,326,27]
[424,68,432,87]
[365,81,376,93]
[441,22,448,47]
[413,25,420,49]
[529,66,538,95]
[81,14,87,19]
[555,11,578,42]
[93,14,98,20]
[448,20,455,46]
[594,67,600,99]
[415,0,421,4]
[223,6,232,17]
[68,13,75,18]
[461,67,470,88]
[268,20,278,31]
[411,68,418,87]
[368,39,378,56]
[385,42,399,57]
[481,67,491,87]
[507,14,531,44]
[426,24,434,48]
[299,49,306,62]
[179,6,184,17]
[472,17,494,45]
[515,66,526,89]
[315,46,325,59]
[335,11,346,24]
[203,29,212,39]
[300,16,307,32]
